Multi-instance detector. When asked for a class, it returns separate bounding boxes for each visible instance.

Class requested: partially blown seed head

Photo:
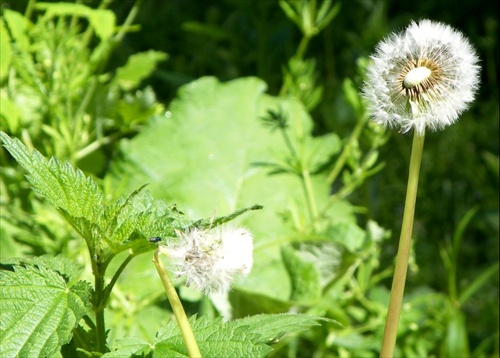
[159,225,253,294]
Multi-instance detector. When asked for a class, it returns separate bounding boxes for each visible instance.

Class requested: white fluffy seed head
[160,225,254,294]
[362,19,480,135]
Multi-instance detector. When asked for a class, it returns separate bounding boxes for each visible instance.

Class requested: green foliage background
[1,0,498,357]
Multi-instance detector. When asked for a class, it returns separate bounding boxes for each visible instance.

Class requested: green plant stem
[101,253,135,306]
[296,35,311,60]
[326,114,368,184]
[278,123,318,222]
[153,250,201,358]
[75,130,131,161]
[448,206,478,305]
[93,263,108,354]
[24,0,36,19]
[380,132,425,358]
[302,168,318,221]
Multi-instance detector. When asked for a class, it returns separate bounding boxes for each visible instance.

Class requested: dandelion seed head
[161,225,253,294]
[362,19,480,135]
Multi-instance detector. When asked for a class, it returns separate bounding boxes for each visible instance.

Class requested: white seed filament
[403,66,432,89]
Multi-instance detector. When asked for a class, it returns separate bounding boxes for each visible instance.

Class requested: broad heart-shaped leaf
[106,77,349,300]
[104,314,327,358]
[0,264,92,358]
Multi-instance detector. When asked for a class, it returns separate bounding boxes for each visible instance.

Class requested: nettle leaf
[0,132,101,221]
[0,254,84,284]
[101,337,152,358]
[0,132,184,261]
[231,313,332,343]
[0,265,92,358]
[229,289,293,317]
[155,316,270,357]
[105,314,326,358]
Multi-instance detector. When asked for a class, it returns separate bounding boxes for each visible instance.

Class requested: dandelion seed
[159,225,253,294]
[362,19,480,135]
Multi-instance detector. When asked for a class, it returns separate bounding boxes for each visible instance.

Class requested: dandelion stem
[153,250,201,358]
[380,132,425,357]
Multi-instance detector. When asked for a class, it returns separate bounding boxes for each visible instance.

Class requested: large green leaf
[0,265,91,358]
[106,76,350,300]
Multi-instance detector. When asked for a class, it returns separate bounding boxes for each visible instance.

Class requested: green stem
[114,0,143,43]
[101,253,135,307]
[380,132,425,358]
[326,114,368,184]
[74,127,131,161]
[278,121,317,222]
[296,34,311,60]
[279,35,311,97]
[93,262,108,353]
[24,0,36,19]
[301,168,318,221]
[153,250,201,358]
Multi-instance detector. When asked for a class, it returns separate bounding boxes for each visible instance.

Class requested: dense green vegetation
[1,0,498,357]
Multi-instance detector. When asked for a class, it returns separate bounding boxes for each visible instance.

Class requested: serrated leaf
[229,289,293,317]
[155,316,270,358]
[0,265,92,358]
[102,337,152,358]
[0,132,185,260]
[231,313,331,344]
[0,132,102,221]
[0,254,84,284]
[105,313,329,358]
